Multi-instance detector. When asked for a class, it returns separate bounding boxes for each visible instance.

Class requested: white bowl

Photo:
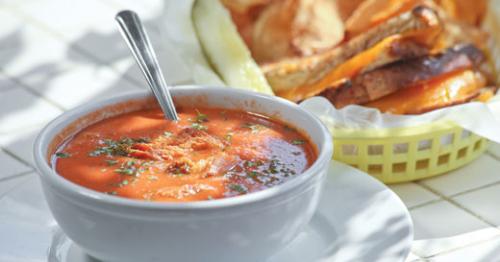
[33,86,333,262]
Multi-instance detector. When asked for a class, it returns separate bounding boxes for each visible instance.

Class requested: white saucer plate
[0,161,412,262]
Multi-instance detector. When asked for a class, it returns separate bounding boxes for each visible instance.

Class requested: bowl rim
[33,85,333,211]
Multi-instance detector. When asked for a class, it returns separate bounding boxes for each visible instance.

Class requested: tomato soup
[53,107,317,202]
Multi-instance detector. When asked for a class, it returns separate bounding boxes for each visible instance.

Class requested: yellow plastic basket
[331,1,499,184]
[332,122,489,184]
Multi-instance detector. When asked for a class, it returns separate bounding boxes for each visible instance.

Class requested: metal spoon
[115,10,179,121]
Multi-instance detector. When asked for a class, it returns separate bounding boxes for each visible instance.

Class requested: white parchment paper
[300,94,500,143]
[160,0,500,144]
[161,0,224,86]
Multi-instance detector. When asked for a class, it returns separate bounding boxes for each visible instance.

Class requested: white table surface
[0,0,500,261]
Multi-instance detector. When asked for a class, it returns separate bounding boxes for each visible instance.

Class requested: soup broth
[54,107,316,202]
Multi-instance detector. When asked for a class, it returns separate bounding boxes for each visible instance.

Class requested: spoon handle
[115,10,179,121]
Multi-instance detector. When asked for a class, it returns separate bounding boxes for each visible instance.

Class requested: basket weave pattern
[332,122,489,184]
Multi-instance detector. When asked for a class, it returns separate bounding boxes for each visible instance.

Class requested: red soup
[53,107,317,202]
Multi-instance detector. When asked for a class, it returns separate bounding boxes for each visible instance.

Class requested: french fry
[221,0,270,49]
[251,0,344,63]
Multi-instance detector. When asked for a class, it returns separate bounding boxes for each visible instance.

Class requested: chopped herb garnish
[114,168,135,176]
[56,152,70,158]
[191,123,208,131]
[121,179,129,186]
[245,161,262,168]
[228,184,247,194]
[106,191,118,195]
[247,170,260,178]
[242,123,264,133]
[207,195,213,200]
[291,139,305,145]
[105,159,118,166]
[89,137,148,157]
[163,131,173,137]
[195,109,208,123]
[268,159,279,174]
[224,133,233,142]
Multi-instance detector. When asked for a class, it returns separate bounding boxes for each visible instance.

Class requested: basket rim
[331,120,467,140]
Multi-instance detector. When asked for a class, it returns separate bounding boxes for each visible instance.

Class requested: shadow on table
[0,2,169,161]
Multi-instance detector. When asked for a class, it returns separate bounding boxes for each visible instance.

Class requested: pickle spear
[192,0,274,95]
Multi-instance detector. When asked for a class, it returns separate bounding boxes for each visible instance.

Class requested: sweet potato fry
[220,0,270,14]
[432,20,490,53]
[364,70,487,114]
[345,0,439,38]
[320,44,486,108]
[474,87,499,102]
[433,0,487,26]
[263,5,442,101]
[335,0,365,21]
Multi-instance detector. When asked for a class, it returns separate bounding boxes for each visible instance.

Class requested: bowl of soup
[34,86,333,262]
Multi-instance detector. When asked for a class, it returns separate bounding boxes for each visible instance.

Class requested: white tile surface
[390,183,440,208]
[431,236,500,262]
[0,0,499,260]
[22,63,141,110]
[420,155,500,196]
[0,125,41,167]
[102,0,165,15]
[0,74,20,92]
[453,183,500,226]
[411,201,490,240]
[0,0,194,91]
[0,173,31,197]
[0,88,61,133]
[488,143,500,159]
[0,7,72,76]
[0,150,31,179]
[412,227,500,258]
[405,252,422,262]
[0,8,142,109]
[7,0,118,43]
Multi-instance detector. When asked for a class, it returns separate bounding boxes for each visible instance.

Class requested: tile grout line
[415,181,500,229]
[0,2,496,259]
[424,234,500,259]
[486,151,500,162]
[410,180,500,259]
[408,198,444,211]
[0,70,68,111]
[0,123,45,137]
[409,251,425,261]
[0,172,32,200]
[0,3,143,87]
[1,147,33,169]
[0,170,33,183]
[448,179,500,198]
